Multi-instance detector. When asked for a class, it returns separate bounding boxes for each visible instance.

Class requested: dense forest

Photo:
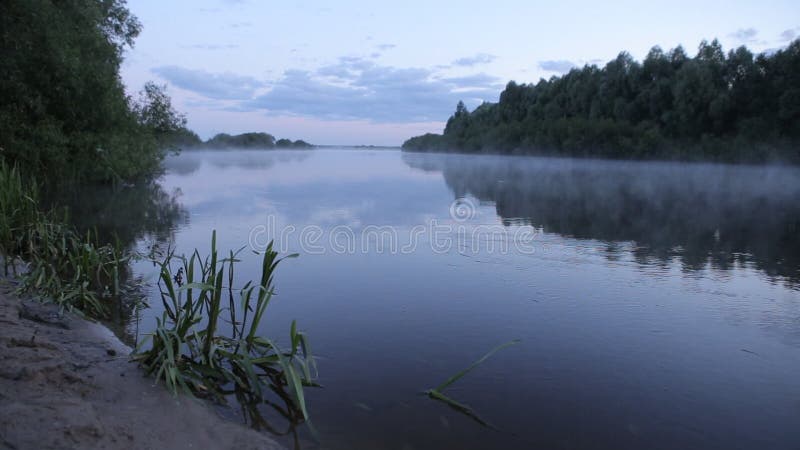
[403,39,800,162]
[180,132,314,149]
[0,0,189,182]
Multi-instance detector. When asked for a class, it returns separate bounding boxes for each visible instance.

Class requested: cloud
[377,44,396,51]
[152,66,265,100]
[538,60,576,73]
[263,57,501,122]
[452,53,496,67]
[181,44,239,50]
[780,28,799,42]
[729,27,758,43]
[155,56,503,123]
[438,73,503,88]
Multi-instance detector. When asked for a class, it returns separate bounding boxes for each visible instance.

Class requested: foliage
[403,39,800,162]
[132,82,190,150]
[182,133,314,150]
[0,162,126,317]
[0,162,41,274]
[205,132,277,149]
[0,0,188,182]
[19,223,127,318]
[132,231,317,429]
[276,138,314,149]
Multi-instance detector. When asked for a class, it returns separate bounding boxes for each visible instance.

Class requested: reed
[19,223,127,317]
[132,231,317,428]
[2,162,316,427]
[424,339,519,428]
[0,161,126,317]
[0,162,39,274]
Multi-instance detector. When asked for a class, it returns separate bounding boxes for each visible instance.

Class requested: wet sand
[0,277,282,450]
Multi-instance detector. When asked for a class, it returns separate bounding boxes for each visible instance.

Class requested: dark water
[93,149,800,449]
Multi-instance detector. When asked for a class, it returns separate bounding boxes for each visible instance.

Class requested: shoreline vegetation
[176,131,314,150]
[1,0,798,446]
[0,0,314,445]
[403,39,800,164]
[0,161,316,444]
[1,1,188,184]
[0,281,283,450]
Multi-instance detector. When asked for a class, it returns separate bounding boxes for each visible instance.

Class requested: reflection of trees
[42,181,189,343]
[44,181,188,246]
[163,149,312,175]
[403,153,800,286]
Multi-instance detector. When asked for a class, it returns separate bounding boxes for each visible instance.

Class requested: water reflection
[163,148,311,175]
[403,152,800,287]
[94,149,800,450]
[43,180,189,343]
[44,180,188,246]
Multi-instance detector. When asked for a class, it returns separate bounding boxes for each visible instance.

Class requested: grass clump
[0,162,40,273]
[132,231,317,428]
[0,161,126,317]
[18,223,127,318]
[2,161,317,429]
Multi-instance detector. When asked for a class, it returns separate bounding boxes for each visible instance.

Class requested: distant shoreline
[179,144,403,151]
[400,141,800,165]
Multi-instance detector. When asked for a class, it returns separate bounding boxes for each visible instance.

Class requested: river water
[99,148,799,449]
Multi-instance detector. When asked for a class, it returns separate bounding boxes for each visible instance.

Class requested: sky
[121,0,800,146]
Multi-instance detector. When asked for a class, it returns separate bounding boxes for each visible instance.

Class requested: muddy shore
[0,277,282,450]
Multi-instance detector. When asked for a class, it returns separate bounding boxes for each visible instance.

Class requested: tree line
[178,132,314,149]
[1,0,189,183]
[403,39,800,162]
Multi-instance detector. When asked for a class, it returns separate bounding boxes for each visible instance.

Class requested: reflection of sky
[136,149,800,450]
[162,149,451,228]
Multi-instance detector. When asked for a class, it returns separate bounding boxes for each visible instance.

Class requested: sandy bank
[0,277,282,450]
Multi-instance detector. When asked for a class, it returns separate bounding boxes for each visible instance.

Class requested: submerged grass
[424,339,520,429]
[132,231,318,430]
[0,161,126,317]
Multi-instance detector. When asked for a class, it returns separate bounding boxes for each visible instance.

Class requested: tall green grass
[132,231,317,428]
[2,161,317,430]
[0,162,39,274]
[0,161,126,317]
[19,223,127,317]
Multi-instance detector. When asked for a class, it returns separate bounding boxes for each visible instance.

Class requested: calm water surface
[112,149,799,449]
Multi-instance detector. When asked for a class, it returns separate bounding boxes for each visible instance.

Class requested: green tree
[0,0,184,182]
[403,38,800,162]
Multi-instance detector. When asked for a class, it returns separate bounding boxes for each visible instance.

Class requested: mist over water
[402,152,800,287]
[78,148,800,449]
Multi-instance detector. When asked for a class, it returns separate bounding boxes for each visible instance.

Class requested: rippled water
[90,149,800,449]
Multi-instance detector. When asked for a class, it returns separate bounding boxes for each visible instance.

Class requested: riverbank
[0,276,282,450]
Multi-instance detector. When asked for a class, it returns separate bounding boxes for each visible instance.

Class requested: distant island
[403,39,800,163]
[173,131,314,150]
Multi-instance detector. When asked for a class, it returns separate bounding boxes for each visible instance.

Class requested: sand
[0,277,283,450]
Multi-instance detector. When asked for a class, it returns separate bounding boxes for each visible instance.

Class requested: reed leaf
[424,339,519,429]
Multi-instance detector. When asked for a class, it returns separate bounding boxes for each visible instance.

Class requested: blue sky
[121,0,799,145]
